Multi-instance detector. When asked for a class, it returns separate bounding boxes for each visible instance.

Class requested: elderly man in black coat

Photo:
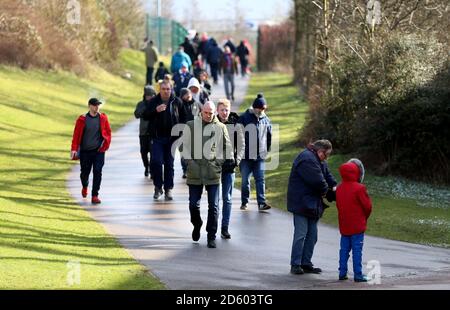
[287,140,337,275]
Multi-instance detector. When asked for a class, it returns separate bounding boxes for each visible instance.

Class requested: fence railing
[146,15,188,55]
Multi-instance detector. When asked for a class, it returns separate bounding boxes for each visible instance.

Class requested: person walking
[142,81,187,200]
[141,40,159,85]
[238,94,272,211]
[221,46,238,101]
[217,99,244,239]
[179,88,202,178]
[287,140,337,275]
[236,41,250,77]
[154,62,170,84]
[71,98,112,204]
[134,85,157,177]
[187,77,209,105]
[182,101,233,248]
[181,36,196,65]
[173,62,193,97]
[206,38,222,84]
[336,159,372,282]
[171,45,192,73]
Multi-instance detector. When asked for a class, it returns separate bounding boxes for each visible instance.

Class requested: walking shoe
[290,265,304,275]
[81,187,88,198]
[192,221,203,242]
[207,239,216,248]
[339,275,349,281]
[144,167,149,177]
[240,204,248,210]
[258,203,272,211]
[221,229,231,239]
[354,276,369,283]
[91,196,101,204]
[301,265,322,274]
[165,189,173,201]
[153,187,163,200]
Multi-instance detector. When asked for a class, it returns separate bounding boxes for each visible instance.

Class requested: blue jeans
[189,184,220,240]
[221,172,235,230]
[339,233,365,279]
[151,137,174,191]
[290,214,318,267]
[79,150,105,197]
[240,159,266,205]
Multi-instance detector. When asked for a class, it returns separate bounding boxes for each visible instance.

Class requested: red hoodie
[336,162,372,235]
[71,113,112,153]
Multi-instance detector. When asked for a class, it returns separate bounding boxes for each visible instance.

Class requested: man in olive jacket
[182,101,233,248]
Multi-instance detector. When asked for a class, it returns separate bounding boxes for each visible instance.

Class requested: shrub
[301,34,450,183]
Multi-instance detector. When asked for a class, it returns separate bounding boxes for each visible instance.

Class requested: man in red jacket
[71,98,112,204]
[336,159,372,282]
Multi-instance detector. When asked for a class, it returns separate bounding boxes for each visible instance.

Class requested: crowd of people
[142,33,250,103]
[69,34,373,282]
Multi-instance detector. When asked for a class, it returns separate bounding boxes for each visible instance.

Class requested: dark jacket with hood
[134,95,152,136]
[206,39,223,64]
[287,148,337,219]
[142,93,186,140]
[182,99,202,123]
[238,108,272,160]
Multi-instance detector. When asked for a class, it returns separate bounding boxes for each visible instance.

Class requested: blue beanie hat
[252,93,267,109]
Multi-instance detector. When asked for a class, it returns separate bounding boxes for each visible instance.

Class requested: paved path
[68,76,450,290]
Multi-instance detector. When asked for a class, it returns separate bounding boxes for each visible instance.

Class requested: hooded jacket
[134,95,152,136]
[188,78,209,104]
[336,162,372,235]
[238,108,272,160]
[71,113,111,153]
[171,50,192,73]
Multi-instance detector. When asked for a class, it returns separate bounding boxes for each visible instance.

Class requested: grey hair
[203,100,216,111]
[348,158,365,183]
[311,139,332,151]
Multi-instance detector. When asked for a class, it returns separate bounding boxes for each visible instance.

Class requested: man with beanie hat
[71,98,112,205]
[134,85,157,177]
[237,93,272,211]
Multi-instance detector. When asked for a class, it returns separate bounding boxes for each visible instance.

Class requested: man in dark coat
[236,41,250,76]
[287,139,337,275]
[206,38,222,84]
[143,81,187,201]
[134,85,157,178]
[181,36,196,64]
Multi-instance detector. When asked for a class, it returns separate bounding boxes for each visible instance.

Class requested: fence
[146,15,188,55]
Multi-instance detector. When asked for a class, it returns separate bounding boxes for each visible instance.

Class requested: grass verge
[238,72,450,248]
[0,49,167,289]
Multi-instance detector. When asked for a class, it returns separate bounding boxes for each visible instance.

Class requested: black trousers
[139,135,152,170]
[80,150,105,197]
[146,66,154,85]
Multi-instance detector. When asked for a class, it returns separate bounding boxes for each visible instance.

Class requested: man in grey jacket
[142,40,159,85]
[134,85,156,177]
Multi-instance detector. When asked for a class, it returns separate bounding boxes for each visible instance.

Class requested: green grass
[239,72,450,248]
[0,49,165,289]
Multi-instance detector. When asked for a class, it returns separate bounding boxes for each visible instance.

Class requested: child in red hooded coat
[336,159,372,282]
